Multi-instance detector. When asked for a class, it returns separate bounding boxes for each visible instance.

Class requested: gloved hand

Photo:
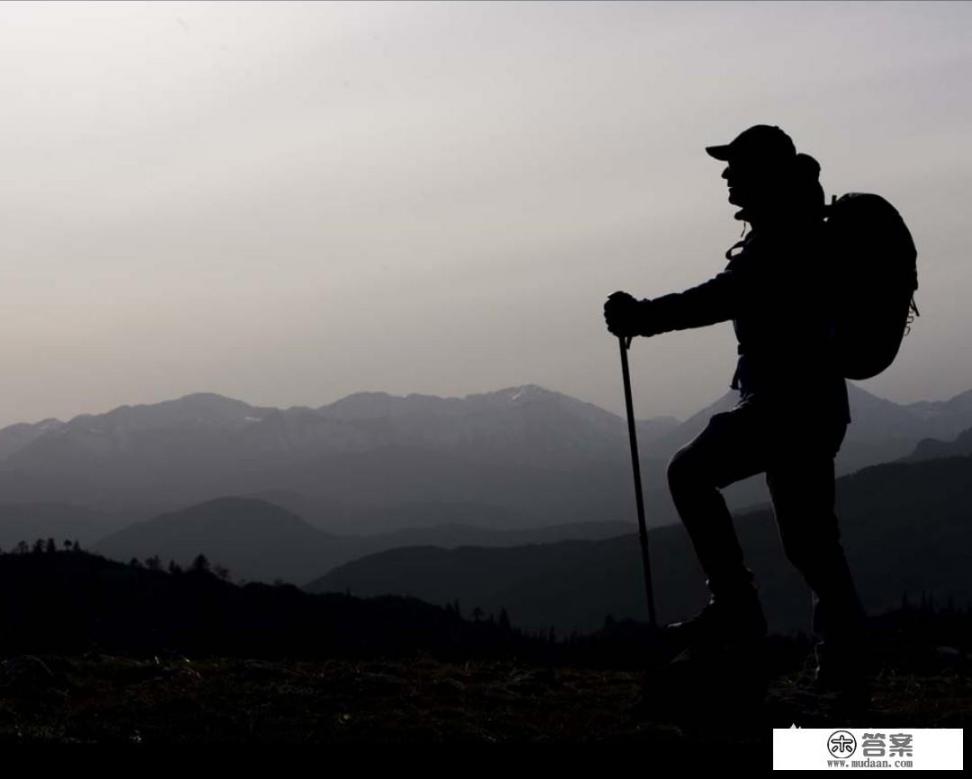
[604,291,658,338]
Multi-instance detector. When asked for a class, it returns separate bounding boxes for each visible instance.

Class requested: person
[603,125,867,699]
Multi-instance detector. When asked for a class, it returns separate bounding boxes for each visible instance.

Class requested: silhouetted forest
[2,540,971,674]
[0,540,536,662]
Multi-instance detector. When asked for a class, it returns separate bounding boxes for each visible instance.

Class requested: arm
[641,242,758,335]
[604,244,756,338]
[644,268,740,335]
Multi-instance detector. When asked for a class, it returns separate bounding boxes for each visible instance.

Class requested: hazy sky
[0,1,968,427]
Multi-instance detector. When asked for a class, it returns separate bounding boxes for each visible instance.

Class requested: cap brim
[705,144,733,161]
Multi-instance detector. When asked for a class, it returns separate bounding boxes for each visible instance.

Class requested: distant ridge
[2,382,972,541]
[92,494,637,585]
[95,497,339,584]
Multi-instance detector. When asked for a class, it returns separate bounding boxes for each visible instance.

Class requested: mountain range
[2,382,972,544]
[1,382,970,636]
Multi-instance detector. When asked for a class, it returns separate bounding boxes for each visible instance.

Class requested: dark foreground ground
[1,551,966,758]
[0,646,967,749]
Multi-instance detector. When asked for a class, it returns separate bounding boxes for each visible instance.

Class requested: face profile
[721,159,776,212]
[722,164,746,207]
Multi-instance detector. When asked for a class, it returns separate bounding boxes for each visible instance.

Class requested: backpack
[824,192,919,380]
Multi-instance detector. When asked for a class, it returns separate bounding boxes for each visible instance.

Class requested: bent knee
[668,447,701,490]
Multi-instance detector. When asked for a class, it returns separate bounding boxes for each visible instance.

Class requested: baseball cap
[705,124,797,163]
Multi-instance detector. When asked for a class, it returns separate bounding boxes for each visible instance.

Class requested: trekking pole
[618,335,658,629]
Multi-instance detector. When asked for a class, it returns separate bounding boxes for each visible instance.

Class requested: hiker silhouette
[604,125,867,697]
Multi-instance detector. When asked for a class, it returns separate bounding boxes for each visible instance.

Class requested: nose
[722,166,731,181]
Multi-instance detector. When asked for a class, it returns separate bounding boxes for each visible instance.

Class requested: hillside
[93,495,636,584]
[309,454,972,634]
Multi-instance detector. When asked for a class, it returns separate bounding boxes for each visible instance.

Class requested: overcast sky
[0,1,968,427]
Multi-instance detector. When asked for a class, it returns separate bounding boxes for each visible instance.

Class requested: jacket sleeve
[641,247,757,336]
[643,271,738,334]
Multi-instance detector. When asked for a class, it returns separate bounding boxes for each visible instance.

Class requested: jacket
[643,222,851,425]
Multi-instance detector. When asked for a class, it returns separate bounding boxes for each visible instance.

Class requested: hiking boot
[633,617,771,723]
[662,586,767,651]
[812,640,871,708]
